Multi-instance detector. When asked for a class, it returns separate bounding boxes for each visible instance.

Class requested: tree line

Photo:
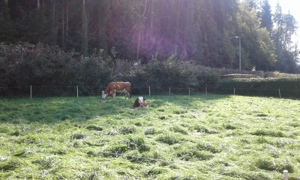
[0,0,299,72]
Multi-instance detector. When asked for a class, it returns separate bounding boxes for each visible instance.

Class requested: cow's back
[104,82,131,94]
[123,82,131,91]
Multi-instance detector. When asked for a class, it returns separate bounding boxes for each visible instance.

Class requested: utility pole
[236,36,242,71]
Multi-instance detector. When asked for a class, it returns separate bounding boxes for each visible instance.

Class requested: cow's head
[102,91,108,99]
[133,96,147,108]
[138,96,143,104]
[138,96,147,107]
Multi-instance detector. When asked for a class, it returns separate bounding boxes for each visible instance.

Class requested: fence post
[77,86,79,97]
[205,86,207,94]
[169,87,171,95]
[278,89,281,98]
[30,85,32,99]
[149,86,151,96]
[189,88,191,96]
[283,170,288,180]
[234,88,236,95]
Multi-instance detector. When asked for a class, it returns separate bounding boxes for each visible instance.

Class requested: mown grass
[0,95,300,179]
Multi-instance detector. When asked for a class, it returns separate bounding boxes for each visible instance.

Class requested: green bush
[216,77,300,98]
[196,71,219,91]
[0,42,112,97]
[5,42,299,98]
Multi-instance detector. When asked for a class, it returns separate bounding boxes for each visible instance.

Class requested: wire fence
[1,85,300,99]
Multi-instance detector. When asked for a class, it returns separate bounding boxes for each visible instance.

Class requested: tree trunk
[66,0,69,36]
[81,0,88,56]
[37,0,40,9]
[50,0,57,46]
[136,0,148,60]
[62,0,65,49]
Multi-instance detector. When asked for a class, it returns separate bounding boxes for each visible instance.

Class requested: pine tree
[260,0,273,33]
[0,0,17,42]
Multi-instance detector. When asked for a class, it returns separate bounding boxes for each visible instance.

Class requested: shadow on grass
[0,94,229,124]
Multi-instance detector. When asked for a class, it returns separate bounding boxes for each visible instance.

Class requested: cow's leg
[113,91,116,98]
[126,90,130,99]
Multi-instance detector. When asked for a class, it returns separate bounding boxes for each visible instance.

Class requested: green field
[0,95,300,180]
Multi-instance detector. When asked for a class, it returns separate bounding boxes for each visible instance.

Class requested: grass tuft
[118,126,137,134]
[255,156,294,173]
[71,132,87,140]
[251,129,286,137]
[0,159,20,171]
[197,142,221,153]
[144,127,157,135]
[86,125,103,131]
[157,133,180,145]
[170,125,188,135]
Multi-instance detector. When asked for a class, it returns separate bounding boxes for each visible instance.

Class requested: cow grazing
[133,96,148,108]
[102,82,131,99]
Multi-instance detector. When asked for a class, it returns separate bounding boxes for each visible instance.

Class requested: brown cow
[102,82,131,99]
[133,96,148,108]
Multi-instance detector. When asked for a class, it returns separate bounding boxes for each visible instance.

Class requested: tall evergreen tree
[260,0,273,33]
[236,1,276,70]
[273,3,298,73]
[0,0,17,42]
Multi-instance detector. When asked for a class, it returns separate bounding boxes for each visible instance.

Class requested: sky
[268,0,300,44]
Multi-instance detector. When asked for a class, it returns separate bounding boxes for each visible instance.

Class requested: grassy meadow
[0,94,300,180]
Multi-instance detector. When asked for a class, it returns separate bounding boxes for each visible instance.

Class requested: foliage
[272,3,299,73]
[216,77,300,98]
[196,71,219,90]
[259,0,273,33]
[1,95,300,179]
[236,2,277,71]
[0,42,112,97]
[1,0,298,72]
[1,41,300,98]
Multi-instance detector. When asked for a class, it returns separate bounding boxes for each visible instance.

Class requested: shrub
[216,77,300,98]
[196,71,219,91]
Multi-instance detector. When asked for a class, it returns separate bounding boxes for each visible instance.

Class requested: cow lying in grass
[102,82,131,99]
[133,96,148,108]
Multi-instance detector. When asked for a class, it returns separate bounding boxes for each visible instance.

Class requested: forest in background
[0,0,299,71]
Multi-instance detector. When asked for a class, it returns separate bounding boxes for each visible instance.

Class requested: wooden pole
[149,86,151,96]
[30,85,32,99]
[169,87,171,95]
[283,170,288,180]
[234,88,236,95]
[205,86,207,94]
[189,88,190,96]
[278,89,281,98]
[77,86,79,97]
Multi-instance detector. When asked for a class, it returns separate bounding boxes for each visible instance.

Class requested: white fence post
[189,88,191,96]
[149,86,151,96]
[205,86,207,94]
[77,86,79,97]
[278,89,281,98]
[234,88,236,95]
[169,87,171,95]
[30,85,32,99]
[283,170,288,180]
